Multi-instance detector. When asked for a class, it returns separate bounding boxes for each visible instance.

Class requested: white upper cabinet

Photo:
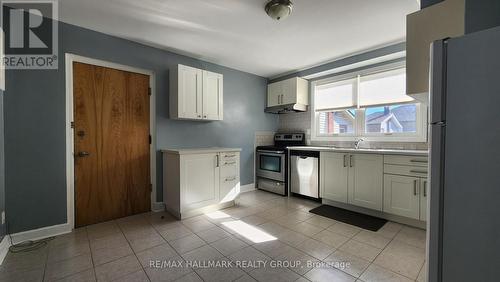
[267,77,309,107]
[202,70,223,120]
[170,64,223,121]
[406,0,465,103]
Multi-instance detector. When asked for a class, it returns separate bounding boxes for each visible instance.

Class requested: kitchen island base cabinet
[163,149,240,219]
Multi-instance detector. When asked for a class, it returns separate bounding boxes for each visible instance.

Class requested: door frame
[65,53,157,230]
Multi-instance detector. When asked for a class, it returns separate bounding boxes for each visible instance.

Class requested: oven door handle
[257,150,285,154]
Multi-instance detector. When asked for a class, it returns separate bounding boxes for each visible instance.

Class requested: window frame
[310,63,428,143]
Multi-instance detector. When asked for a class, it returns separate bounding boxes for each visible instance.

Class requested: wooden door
[202,70,223,120]
[348,154,383,211]
[383,174,420,219]
[73,62,150,227]
[320,152,348,203]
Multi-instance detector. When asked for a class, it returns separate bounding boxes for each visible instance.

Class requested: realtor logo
[1,0,58,69]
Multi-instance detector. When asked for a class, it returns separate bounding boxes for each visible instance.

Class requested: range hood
[265,103,308,114]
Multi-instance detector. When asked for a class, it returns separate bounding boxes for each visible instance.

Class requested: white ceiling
[59,0,419,78]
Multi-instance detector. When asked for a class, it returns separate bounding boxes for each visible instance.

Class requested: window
[312,66,427,142]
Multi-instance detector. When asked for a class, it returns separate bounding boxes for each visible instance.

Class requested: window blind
[314,79,356,111]
[358,68,414,107]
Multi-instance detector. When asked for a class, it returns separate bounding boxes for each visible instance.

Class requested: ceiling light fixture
[265,0,293,21]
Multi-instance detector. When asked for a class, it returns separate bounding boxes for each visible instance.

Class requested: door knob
[77,151,90,157]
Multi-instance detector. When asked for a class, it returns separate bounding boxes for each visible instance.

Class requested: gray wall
[465,0,500,33]
[0,91,4,240]
[4,21,278,233]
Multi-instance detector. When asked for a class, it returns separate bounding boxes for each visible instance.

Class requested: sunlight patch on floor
[222,220,277,243]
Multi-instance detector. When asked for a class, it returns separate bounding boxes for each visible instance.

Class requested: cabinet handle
[410,159,428,163]
[203,115,207,119]
[225,177,237,182]
[197,115,201,118]
[216,155,219,167]
[277,95,280,104]
[224,161,236,165]
[423,181,427,197]
[343,155,347,167]
[414,180,419,196]
[410,170,428,174]
[349,155,353,167]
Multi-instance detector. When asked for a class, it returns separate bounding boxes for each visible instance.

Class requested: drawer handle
[224,161,236,165]
[410,159,428,163]
[410,170,428,174]
[225,177,237,182]
[224,154,236,158]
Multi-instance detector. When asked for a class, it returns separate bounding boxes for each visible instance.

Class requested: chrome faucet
[354,138,364,149]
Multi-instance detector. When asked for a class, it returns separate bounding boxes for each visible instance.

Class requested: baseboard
[240,183,256,193]
[152,202,165,212]
[9,223,72,245]
[0,235,11,265]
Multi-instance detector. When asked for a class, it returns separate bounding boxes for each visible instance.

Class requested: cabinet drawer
[384,164,428,178]
[220,163,239,179]
[220,152,239,161]
[384,155,428,167]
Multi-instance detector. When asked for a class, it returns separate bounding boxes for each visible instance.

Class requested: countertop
[287,146,429,156]
[161,147,242,155]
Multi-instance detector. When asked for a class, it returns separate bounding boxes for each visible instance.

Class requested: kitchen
[0,1,499,282]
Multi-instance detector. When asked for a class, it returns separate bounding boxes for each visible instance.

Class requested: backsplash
[278,111,429,150]
[254,131,275,148]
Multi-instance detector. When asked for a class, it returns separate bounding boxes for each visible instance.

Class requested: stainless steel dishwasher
[290,150,320,199]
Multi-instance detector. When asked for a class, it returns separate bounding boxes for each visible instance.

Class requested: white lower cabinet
[163,149,240,219]
[320,152,383,210]
[320,152,349,203]
[181,153,220,211]
[348,154,384,211]
[383,175,428,220]
[320,152,429,222]
[420,178,428,221]
[383,175,421,219]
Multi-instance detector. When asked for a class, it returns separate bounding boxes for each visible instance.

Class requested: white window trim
[310,62,428,143]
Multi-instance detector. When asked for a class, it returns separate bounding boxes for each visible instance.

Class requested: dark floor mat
[309,205,387,231]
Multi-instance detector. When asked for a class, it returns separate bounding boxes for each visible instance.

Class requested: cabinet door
[348,154,383,210]
[178,65,203,119]
[280,78,296,105]
[219,153,240,203]
[383,175,420,219]
[320,152,349,203]
[181,153,220,211]
[267,82,282,107]
[420,178,428,221]
[202,71,223,120]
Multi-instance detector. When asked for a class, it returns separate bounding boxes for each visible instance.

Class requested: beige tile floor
[0,190,427,282]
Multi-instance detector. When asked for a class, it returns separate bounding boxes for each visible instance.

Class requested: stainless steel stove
[255,133,305,195]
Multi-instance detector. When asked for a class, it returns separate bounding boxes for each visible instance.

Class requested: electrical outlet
[1,211,4,225]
